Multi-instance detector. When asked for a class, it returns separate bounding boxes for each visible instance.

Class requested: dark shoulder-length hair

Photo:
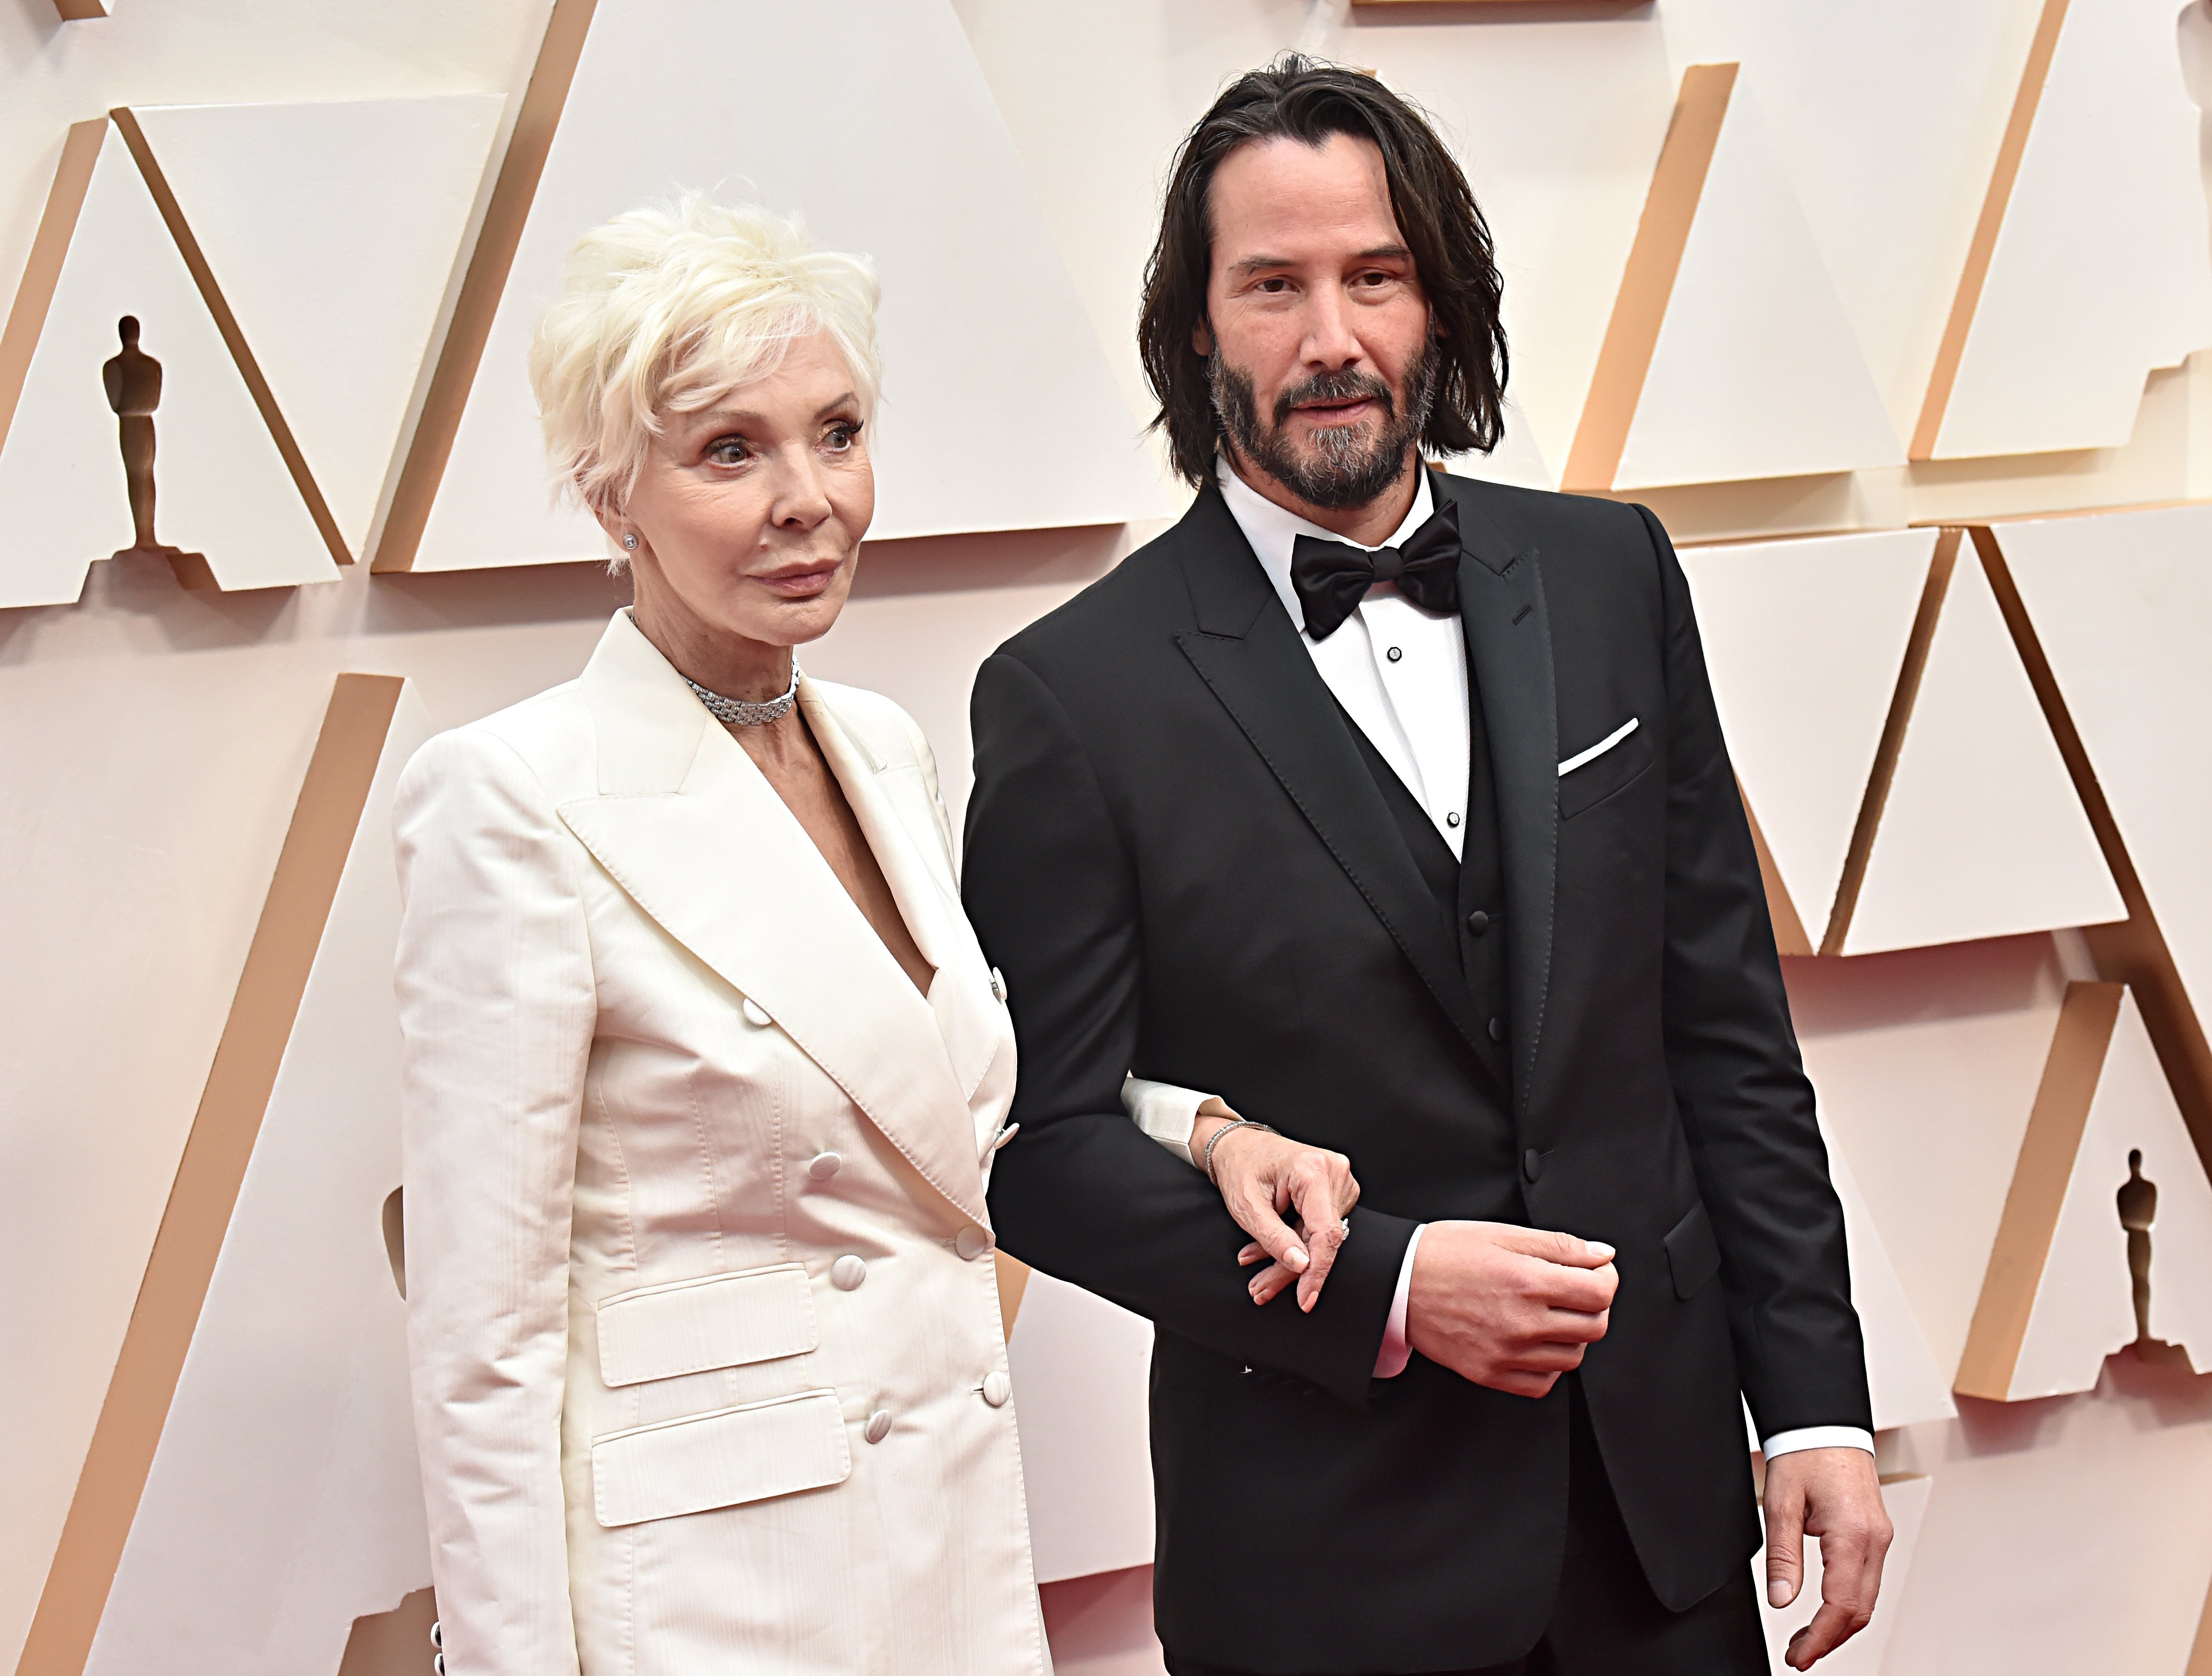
[1138,54,1509,486]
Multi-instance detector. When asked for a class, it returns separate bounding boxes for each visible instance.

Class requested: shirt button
[1446,811,1461,828]
[1466,910,1490,935]
[1524,1148,1545,1183]
[1488,1017,1506,1043]
[865,1408,893,1444]
[982,1370,1012,1407]
[832,1254,868,1290]
[1386,646,1404,663]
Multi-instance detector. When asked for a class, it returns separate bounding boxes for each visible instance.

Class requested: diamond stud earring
[621,531,639,551]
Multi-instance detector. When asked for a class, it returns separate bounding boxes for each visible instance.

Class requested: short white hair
[528,191,881,550]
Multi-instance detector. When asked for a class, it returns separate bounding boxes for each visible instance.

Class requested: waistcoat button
[831,1254,868,1290]
[1523,1148,1544,1183]
[1466,910,1491,935]
[982,1370,1011,1407]
[808,1150,842,1181]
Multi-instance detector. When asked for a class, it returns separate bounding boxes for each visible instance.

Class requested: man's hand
[1762,1447,1893,1669]
[1402,1219,1617,1397]
[1192,1104,1360,1312]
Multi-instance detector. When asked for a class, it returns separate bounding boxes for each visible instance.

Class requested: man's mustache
[1273,369,1396,430]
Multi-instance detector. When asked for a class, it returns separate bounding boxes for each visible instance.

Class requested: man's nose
[1298,285,1364,370]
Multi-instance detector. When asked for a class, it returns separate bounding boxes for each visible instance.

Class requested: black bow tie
[1288,499,1462,641]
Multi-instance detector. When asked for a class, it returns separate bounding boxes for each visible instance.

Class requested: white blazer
[393,610,1048,1676]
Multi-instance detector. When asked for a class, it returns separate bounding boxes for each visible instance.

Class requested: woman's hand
[1192,1100,1360,1313]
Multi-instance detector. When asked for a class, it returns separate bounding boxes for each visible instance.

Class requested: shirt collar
[1216,453,1437,637]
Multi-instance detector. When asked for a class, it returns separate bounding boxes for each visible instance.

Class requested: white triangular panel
[1758,1474,1932,1674]
[132,97,504,561]
[1844,548,2122,954]
[0,127,338,606]
[411,0,1168,573]
[1996,504,2212,1049]
[1612,80,1903,489]
[1680,528,1933,937]
[1825,1124,1955,1431]
[1449,395,1554,492]
[84,685,434,1676]
[1932,0,2212,459]
[1005,1269,1154,1586]
[2010,992,2212,1400]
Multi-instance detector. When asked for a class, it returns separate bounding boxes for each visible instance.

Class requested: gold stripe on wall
[0,121,106,456]
[1978,524,2212,1182]
[371,0,601,572]
[12,673,405,1676]
[1953,980,2122,1400]
[1909,0,2072,461]
[1818,530,1956,956]
[108,106,352,571]
[1559,62,1738,494]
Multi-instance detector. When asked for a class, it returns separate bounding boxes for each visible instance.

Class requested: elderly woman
[392,196,1357,1676]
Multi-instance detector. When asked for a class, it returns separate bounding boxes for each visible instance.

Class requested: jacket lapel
[1171,483,1500,1067]
[1437,474,1558,1121]
[801,686,1004,1111]
[555,613,987,1226]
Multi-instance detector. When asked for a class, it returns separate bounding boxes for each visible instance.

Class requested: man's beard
[1210,333,1441,511]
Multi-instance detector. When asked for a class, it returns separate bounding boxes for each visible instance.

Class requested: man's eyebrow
[1229,252,1296,277]
[1228,244,1412,278]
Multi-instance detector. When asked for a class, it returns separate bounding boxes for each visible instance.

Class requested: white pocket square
[1558,717,1639,778]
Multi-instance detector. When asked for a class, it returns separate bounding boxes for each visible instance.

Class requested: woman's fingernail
[1286,1246,1307,1270]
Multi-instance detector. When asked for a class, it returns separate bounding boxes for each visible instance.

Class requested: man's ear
[1191,318,1214,358]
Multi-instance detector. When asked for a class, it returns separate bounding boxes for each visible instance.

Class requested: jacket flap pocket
[1558,718,1652,819]
[592,1389,851,1528]
[1664,1201,1721,1300]
[597,1264,818,1388]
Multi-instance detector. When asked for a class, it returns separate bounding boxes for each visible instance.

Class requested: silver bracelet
[1201,1116,1276,1182]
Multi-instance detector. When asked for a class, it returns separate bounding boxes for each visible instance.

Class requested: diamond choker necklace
[687,661,800,727]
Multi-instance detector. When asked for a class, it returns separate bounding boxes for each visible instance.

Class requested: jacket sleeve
[393,729,596,1676]
[1639,504,1874,1438]
[964,650,1410,1407]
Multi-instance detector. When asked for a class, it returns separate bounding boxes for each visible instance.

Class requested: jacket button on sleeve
[982,1370,1011,1407]
[955,1225,993,1260]
[865,1408,893,1444]
[831,1254,868,1290]
[808,1150,842,1181]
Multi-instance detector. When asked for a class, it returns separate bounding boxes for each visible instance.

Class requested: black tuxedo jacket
[962,470,1870,1672]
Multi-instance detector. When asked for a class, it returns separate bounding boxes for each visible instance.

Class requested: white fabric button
[989,967,1007,1002]
[955,1225,993,1260]
[742,998,772,1028]
[982,1370,1011,1407]
[808,1150,842,1180]
[865,1408,893,1444]
[831,1254,868,1290]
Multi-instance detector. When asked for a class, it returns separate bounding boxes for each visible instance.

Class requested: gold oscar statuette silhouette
[101,314,212,587]
[2117,1149,2158,1347]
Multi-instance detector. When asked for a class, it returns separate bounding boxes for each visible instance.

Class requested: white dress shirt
[1127,459,1870,1460]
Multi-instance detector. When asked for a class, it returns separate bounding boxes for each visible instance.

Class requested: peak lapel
[1173,484,1500,1067]
[1440,474,1557,1120]
[557,620,986,1226]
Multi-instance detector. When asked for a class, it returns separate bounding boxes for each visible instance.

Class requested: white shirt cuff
[1374,1223,1425,1378]
[1759,1425,1875,1460]
[1120,1075,1212,1166]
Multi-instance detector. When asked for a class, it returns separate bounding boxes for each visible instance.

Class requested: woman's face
[613,330,875,664]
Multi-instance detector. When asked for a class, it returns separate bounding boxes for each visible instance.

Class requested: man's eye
[1258,277,1289,294]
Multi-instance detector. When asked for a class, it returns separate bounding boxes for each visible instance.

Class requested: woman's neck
[631,591,792,703]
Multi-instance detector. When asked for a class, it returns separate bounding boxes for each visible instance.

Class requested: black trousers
[1163,1377,1769,1676]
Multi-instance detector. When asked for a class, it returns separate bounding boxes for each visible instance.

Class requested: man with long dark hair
[964,56,1888,1674]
